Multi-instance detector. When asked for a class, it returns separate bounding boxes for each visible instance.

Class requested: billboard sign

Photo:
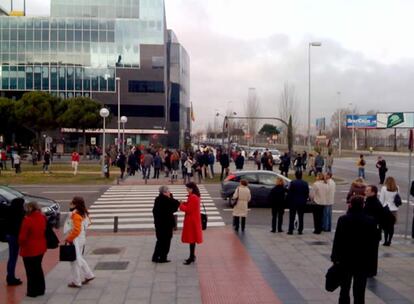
[376,112,414,128]
[315,118,326,131]
[346,115,377,129]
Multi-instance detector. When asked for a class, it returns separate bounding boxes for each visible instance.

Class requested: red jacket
[19,211,47,257]
[71,152,80,162]
[180,194,203,244]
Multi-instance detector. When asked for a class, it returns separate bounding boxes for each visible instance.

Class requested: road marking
[42,191,101,194]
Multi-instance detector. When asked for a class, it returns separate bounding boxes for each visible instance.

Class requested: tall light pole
[116,77,121,151]
[100,108,110,177]
[307,41,322,153]
[348,102,355,151]
[337,91,342,156]
[121,116,127,153]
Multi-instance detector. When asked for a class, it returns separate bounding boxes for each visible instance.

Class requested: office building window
[128,80,165,93]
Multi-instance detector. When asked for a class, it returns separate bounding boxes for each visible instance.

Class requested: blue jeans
[142,166,151,179]
[6,234,19,281]
[358,168,365,179]
[322,206,332,232]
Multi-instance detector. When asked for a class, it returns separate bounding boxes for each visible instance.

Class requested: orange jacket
[66,212,83,243]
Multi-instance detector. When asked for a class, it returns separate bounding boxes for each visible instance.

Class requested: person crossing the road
[376,156,387,185]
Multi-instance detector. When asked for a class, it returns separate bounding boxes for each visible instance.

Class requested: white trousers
[70,237,94,286]
[71,161,79,175]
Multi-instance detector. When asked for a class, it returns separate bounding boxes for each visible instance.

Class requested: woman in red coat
[19,202,47,297]
[179,182,203,265]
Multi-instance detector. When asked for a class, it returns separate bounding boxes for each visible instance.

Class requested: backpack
[360,159,366,166]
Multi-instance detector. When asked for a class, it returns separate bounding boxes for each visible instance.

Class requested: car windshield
[0,186,24,201]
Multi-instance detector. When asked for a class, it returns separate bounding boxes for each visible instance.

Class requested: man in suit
[331,195,378,304]
[152,186,180,263]
[287,171,309,235]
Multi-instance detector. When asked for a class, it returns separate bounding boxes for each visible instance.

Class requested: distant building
[0,0,191,149]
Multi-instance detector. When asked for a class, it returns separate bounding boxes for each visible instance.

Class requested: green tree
[258,124,280,136]
[57,97,105,158]
[287,115,293,154]
[0,97,16,143]
[15,92,61,152]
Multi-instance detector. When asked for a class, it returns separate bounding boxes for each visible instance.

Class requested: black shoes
[158,259,171,263]
[383,241,391,246]
[270,230,276,233]
[287,231,293,235]
[183,257,196,265]
[7,278,22,286]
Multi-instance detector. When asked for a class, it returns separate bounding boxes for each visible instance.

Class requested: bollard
[117,177,120,185]
[114,216,118,233]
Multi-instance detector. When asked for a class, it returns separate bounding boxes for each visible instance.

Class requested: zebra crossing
[88,185,226,231]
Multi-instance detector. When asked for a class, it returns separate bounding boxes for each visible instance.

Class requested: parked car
[0,186,60,228]
[221,170,291,207]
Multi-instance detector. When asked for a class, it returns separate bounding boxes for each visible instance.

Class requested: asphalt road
[11,154,414,238]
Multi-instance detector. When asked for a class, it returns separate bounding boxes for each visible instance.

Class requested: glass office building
[0,0,190,149]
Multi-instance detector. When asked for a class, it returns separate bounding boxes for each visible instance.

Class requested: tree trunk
[83,129,87,159]
[287,115,293,154]
[36,131,42,156]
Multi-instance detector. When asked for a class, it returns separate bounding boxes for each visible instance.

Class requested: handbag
[201,201,208,230]
[59,243,77,262]
[325,263,344,292]
[394,193,402,207]
[230,188,239,207]
[45,222,59,249]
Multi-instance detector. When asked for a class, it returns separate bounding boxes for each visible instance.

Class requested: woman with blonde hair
[346,177,367,204]
[231,179,252,232]
[379,176,399,246]
[268,177,286,232]
[64,197,95,288]
[311,173,330,234]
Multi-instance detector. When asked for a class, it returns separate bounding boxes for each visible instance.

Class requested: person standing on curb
[179,182,203,265]
[231,179,251,232]
[379,177,400,246]
[152,186,180,263]
[183,155,194,183]
[331,196,377,304]
[142,149,154,180]
[287,171,309,235]
[235,151,244,171]
[116,151,126,179]
[268,177,286,233]
[376,156,387,185]
[363,185,383,277]
[325,152,334,174]
[208,150,215,178]
[43,150,51,173]
[12,152,21,174]
[5,198,25,286]
[19,202,47,297]
[310,173,329,234]
[324,172,336,232]
[314,152,325,174]
[71,151,80,176]
[357,154,366,179]
[153,152,162,179]
[220,151,230,180]
[64,197,95,288]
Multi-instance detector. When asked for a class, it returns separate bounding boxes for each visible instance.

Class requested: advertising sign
[376,112,414,129]
[315,118,326,131]
[346,115,377,129]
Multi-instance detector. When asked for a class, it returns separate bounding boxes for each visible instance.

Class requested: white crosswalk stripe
[88,185,225,231]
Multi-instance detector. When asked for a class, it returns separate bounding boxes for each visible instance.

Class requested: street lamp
[307,41,322,153]
[100,108,110,177]
[120,116,128,153]
[348,102,356,151]
[337,91,342,156]
[116,77,121,151]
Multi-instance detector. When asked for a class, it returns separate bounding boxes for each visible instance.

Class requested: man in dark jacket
[331,196,378,304]
[363,185,383,277]
[5,198,25,285]
[375,156,387,185]
[235,152,244,170]
[220,152,230,180]
[287,171,309,234]
[152,186,180,263]
[268,180,286,233]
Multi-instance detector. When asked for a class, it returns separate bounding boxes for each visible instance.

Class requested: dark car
[221,170,291,207]
[0,186,60,228]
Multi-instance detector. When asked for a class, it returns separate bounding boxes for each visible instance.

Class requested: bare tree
[278,82,299,127]
[245,88,261,141]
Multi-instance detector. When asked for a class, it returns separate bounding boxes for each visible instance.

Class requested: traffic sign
[45,136,53,144]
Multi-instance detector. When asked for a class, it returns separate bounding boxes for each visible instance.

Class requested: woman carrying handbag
[231,179,251,232]
[64,197,95,288]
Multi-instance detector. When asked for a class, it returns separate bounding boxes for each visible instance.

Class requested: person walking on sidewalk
[324,172,336,232]
[43,150,51,173]
[363,185,383,277]
[116,151,126,179]
[357,154,366,179]
[179,182,203,265]
[379,177,400,246]
[331,195,377,304]
[152,186,180,263]
[231,179,251,232]
[71,151,80,176]
[376,156,387,185]
[220,151,230,180]
[310,173,330,234]
[235,151,245,171]
[153,152,162,179]
[325,152,334,174]
[5,197,25,286]
[208,150,215,178]
[142,150,154,180]
[183,155,194,183]
[12,152,21,174]
[268,177,286,233]
[287,171,310,235]
[314,152,325,174]
[170,151,180,181]
[64,197,95,288]
[19,202,47,297]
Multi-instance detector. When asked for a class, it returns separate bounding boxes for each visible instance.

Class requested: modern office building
[0,0,190,149]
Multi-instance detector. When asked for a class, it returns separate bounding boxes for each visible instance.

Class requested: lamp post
[337,91,342,156]
[120,116,128,153]
[116,77,121,151]
[348,102,355,151]
[100,108,110,177]
[307,41,322,153]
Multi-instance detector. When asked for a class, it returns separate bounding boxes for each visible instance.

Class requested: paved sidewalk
[2,226,414,304]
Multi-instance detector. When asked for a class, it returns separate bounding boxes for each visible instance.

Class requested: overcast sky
[4,0,414,133]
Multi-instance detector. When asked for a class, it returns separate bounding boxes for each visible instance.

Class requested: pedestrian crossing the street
[88,185,226,231]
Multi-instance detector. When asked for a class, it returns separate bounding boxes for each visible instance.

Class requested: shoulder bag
[45,222,59,249]
[59,242,77,262]
[230,188,239,208]
[201,200,208,230]
[394,193,402,207]
[325,263,344,292]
